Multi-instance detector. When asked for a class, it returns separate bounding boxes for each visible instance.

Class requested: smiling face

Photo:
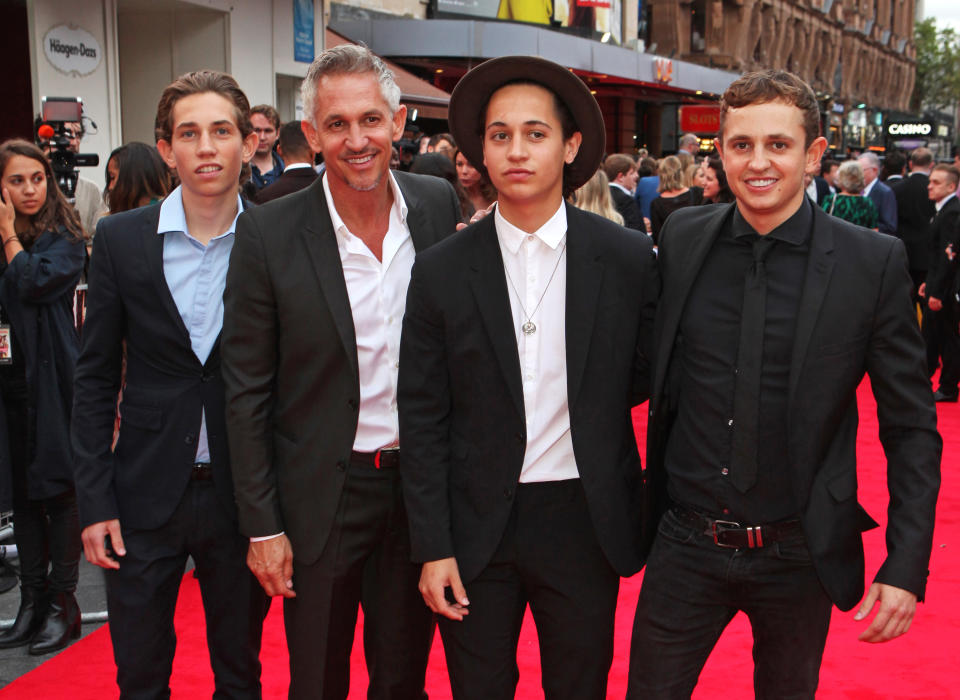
[301,71,405,196]
[716,99,826,233]
[2,154,48,220]
[156,91,257,200]
[481,83,581,213]
[702,165,720,200]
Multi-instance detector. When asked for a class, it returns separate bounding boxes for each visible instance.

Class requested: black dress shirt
[664,199,813,523]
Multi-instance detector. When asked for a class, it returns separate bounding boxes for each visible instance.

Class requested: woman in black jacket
[0,139,85,654]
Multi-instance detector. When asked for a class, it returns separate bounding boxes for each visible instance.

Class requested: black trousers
[4,387,80,594]
[439,479,620,700]
[283,459,433,700]
[105,478,268,700]
[627,509,833,700]
[923,302,960,392]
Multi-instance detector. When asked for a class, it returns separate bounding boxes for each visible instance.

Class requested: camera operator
[0,139,85,655]
[37,118,106,241]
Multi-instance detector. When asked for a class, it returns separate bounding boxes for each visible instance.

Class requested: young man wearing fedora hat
[398,56,659,699]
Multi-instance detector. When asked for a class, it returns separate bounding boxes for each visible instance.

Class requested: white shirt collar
[322,170,408,245]
[494,201,567,255]
[610,182,632,196]
[283,162,314,172]
[936,192,957,212]
[862,178,877,196]
[156,185,243,238]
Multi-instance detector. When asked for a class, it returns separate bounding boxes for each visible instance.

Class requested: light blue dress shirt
[156,185,243,463]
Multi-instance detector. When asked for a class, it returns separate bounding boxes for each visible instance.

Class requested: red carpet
[3,378,957,698]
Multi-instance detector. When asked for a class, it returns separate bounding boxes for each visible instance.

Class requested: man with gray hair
[857,151,898,234]
[679,132,701,155]
[221,43,462,699]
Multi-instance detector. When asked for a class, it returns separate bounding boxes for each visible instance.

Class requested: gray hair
[857,151,880,171]
[836,160,865,193]
[300,44,402,126]
[679,133,700,150]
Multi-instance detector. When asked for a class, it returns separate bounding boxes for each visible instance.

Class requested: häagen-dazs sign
[43,24,102,77]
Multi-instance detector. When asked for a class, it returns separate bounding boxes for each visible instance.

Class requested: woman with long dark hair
[103,142,173,214]
[0,139,85,654]
[701,156,735,204]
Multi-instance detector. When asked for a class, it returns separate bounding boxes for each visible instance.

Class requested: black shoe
[933,390,958,403]
[28,591,80,655]
[0,587,48,648]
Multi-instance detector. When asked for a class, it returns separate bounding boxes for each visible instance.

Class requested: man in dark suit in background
[399,56,658,699]
[628,70,940,699]
[72,70,267,698]
[603,153,645,231]
[859,151,898,234]
[254,121,318,204]
[919,164,960,401]
[221,45,461,700]
[889,147,935,299]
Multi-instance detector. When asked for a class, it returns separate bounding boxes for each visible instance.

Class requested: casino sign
[886,121,933,136]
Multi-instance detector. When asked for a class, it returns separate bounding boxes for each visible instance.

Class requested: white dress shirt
[323,171,413,452]
[495,202,579,483]
[252,174,413,543]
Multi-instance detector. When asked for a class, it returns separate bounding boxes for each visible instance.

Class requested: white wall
[29,0,324,190]
[31,0,115,189]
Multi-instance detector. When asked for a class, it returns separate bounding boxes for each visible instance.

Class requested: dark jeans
[4,386,80,594]
[439,479,620,700]
[627,508,832,700]
[283,459,433,700]
[105,478,267,700]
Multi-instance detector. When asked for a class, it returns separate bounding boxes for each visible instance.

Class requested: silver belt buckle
[711,519,741,548]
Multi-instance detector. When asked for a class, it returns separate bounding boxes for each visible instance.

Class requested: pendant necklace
[502,242,566,336]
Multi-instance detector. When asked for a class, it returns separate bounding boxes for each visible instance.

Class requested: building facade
[641,0,943,155]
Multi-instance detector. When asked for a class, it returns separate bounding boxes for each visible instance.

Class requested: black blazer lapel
[141,207,193,346]
[469,217,525,416]
[565,206,603,409]
[788,206,836,406]
[396,175,433,254]
[299,180,360,382]
[652,204,733,403]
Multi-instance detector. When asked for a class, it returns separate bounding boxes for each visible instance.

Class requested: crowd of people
[0,43,946,700]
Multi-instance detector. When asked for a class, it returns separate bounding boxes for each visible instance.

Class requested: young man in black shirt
[628,70,940,699]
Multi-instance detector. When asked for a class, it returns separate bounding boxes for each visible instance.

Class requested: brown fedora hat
[448,55,605,192]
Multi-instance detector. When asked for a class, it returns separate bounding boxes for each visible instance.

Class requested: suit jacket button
[503,488,513,499]
[201,373,212,382]
[514,432,523,444]
[336,461,346,472]
[185,435,194,445]
[348,399,357,410]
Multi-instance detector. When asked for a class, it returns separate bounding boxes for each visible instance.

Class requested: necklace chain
[501,241,566,336]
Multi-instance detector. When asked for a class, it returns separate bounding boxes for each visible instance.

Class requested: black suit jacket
[890,173,935,273]
[812,176,831,206]
[72,204,242,529]
[222,172,461,565]
[254,166,318,204]
[644,203,941,611]
[609,185,645,231]
[923,196,960,301]
[398,203,659,582]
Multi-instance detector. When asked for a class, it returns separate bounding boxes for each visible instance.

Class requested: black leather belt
[350,448,400,470]
[671,505,803,550]
[191,463,213,481]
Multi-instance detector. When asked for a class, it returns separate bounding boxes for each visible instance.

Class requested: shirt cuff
[250,532,284,542]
